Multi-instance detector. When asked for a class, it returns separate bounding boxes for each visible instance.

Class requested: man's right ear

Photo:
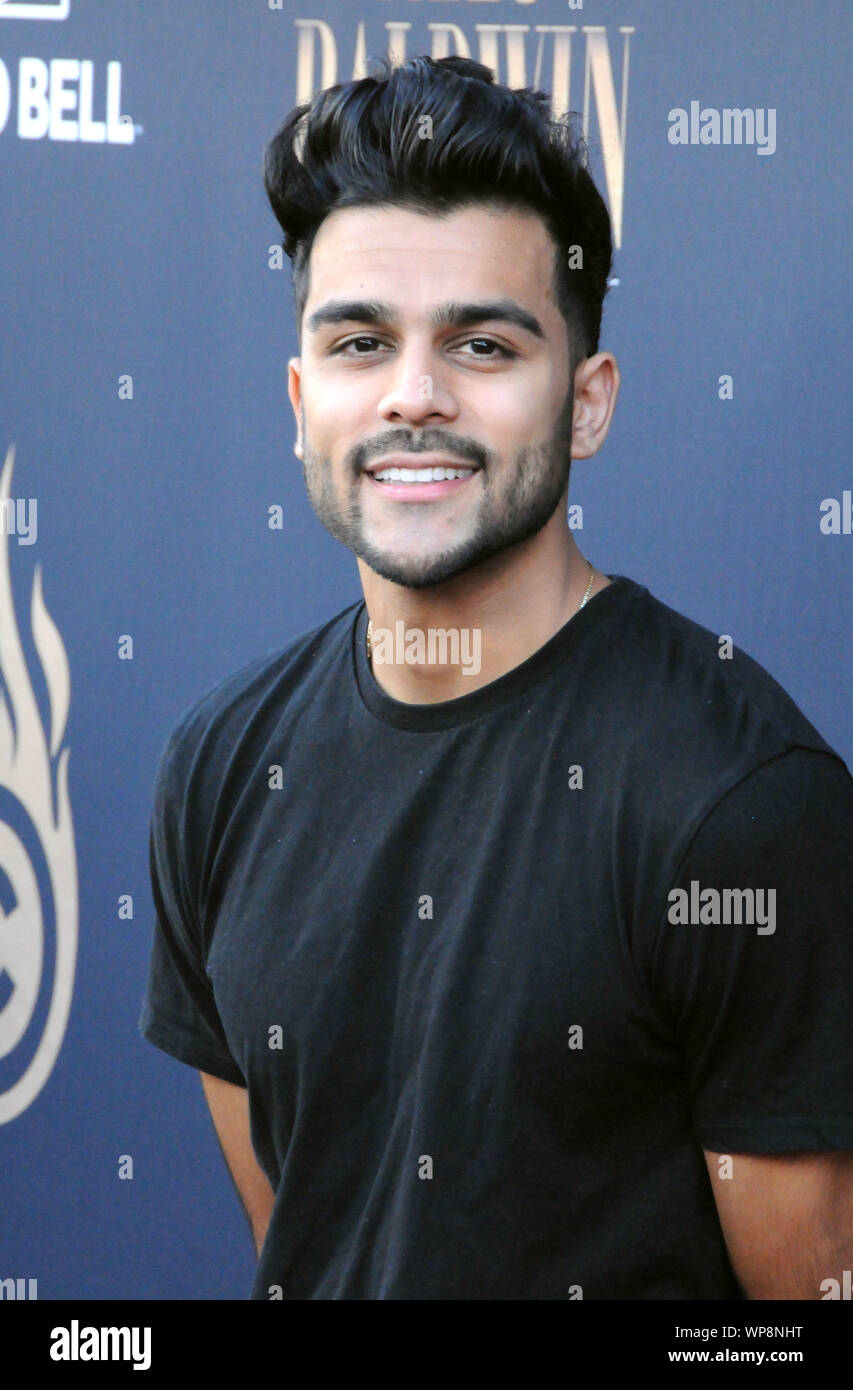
[287,357,303,459]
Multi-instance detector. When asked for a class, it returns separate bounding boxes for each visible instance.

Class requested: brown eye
[459,339,516,359]
[334,336,385,354]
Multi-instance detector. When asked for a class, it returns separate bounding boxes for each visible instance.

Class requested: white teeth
[371,466,475,483]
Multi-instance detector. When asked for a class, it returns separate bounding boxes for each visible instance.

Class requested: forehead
[305,203,559,317]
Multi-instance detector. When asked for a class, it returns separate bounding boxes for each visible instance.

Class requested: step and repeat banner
[1,0,850,1299]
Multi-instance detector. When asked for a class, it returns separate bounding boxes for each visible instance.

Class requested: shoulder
[603,576,844,774]
[151,599,362,807]
[591,579,850,889]
[676,744,853,888]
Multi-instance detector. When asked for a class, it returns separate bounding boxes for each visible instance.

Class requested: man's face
[288,203,578,590]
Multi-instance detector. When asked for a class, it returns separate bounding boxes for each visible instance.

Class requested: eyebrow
[305,298,546,341]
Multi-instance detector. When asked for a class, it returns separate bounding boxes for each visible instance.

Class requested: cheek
[304,374,371,433]
[302,395,369,473]
[474,385,542,443]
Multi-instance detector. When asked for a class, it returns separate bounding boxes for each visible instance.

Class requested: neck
[359,514,609,705]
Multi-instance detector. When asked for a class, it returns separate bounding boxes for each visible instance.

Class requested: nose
[376,342,458,426]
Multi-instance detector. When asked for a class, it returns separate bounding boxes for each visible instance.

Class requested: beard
[299,385,575,591]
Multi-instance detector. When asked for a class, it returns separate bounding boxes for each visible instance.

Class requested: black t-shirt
[138,574,853,1300]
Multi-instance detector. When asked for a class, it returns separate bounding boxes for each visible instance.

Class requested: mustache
[350,431,489,473]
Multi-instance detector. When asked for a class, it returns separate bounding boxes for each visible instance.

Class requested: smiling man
[139,55,853,1300]
[291,198,609,701]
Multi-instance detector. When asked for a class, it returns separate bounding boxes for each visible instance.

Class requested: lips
[362,457,479,501]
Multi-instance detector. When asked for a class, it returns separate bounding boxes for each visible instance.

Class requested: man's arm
[704,1148,853,1298]
[200,1071,276,1257]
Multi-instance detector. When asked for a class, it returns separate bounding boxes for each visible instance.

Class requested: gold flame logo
[0,2,71,21]
[0,443,77,1123]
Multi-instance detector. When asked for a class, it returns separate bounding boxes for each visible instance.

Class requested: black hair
[262,54,613,366]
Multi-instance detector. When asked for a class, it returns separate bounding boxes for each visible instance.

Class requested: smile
[364,467,479,500]
[372,465,474,483]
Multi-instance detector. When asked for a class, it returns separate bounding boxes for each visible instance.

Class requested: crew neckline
[352,573,642,731]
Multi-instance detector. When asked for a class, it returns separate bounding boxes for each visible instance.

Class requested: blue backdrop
[1,0,850,1298]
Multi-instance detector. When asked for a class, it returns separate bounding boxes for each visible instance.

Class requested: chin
[358,546,489,590]
[364,561,455,590]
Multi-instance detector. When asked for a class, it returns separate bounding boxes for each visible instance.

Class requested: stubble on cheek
[301,444,361,548]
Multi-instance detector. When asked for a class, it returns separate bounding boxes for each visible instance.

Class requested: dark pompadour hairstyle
[262,54,613,365]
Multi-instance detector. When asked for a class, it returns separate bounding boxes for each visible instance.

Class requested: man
[139,55,853,1299]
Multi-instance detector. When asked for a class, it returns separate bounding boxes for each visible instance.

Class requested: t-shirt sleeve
[649,746,853,1153]
[137,726,246,1087]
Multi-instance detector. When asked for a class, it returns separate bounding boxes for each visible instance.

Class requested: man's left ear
[571,352,620,460]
